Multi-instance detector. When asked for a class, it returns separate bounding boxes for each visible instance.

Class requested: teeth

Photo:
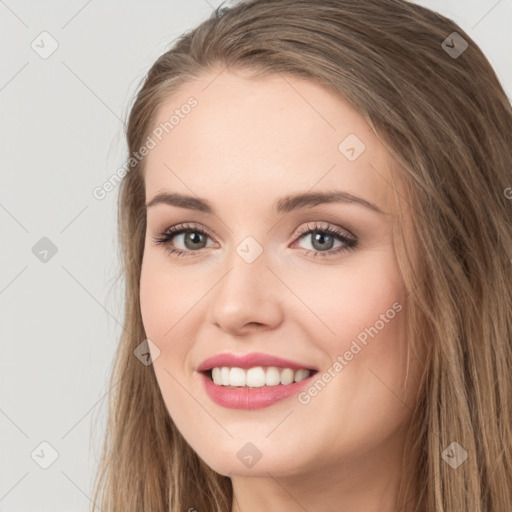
[265,367,281,386]
[210,366,312,387]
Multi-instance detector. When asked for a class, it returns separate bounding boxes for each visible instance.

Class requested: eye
[151,222,213,258]
[291,222,357,258]
[152,221,358,259]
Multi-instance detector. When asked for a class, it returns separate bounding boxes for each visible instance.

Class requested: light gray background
[0,1,510,510]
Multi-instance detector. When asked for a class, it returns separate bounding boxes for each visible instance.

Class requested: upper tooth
[246,367,266,387]
[221,366,230,384]
[210,366,311,387]
[294,369,310,382]
[230,367,246,387]
[280,368,294,385]
[265,367,281,386]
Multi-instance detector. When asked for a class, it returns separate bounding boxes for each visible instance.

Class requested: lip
[195,351,318,410]
[198,370,317,410]
[196,352,318,372]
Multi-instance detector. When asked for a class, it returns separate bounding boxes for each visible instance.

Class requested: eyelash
[151,221,358,259]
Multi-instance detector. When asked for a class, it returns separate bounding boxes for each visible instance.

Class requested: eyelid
[151,222,215,245]
[152,220,358,258]
[293,221,355,240]
[153,220,353,241]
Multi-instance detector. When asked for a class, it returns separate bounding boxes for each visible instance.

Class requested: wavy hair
[91,1,512,510]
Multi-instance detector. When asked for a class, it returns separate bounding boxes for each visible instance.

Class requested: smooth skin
[139,67,425,512]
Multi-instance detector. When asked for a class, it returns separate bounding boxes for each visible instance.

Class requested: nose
[207,249,284,336]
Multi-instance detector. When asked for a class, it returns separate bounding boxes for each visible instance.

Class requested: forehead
[143,68,397,215]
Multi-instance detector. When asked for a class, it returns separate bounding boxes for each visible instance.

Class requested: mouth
[201,366,319,388]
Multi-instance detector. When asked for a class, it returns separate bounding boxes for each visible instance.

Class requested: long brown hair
[91,1,512,510]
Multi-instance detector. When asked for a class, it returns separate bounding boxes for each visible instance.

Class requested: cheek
[287,251,405,348]
[139,253,197,417]
[290,258,412,450]
[288,250,411,410]
[139,249,195,339]
[139,258,169,339]
[139,250,208,377]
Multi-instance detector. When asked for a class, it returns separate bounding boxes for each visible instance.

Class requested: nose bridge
[217,234,270,303]
[207,232,283,331]
[235,233,266,266]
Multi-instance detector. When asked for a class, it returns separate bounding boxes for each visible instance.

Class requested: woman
[92,1,512,510]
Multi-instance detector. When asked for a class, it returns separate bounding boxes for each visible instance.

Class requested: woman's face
[140,68,423,482]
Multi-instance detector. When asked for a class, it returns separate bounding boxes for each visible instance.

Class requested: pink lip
[195,352,318,410]
[198,371,316,410]
[196,352,317,372]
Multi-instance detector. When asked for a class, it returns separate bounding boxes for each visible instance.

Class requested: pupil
[184,231,206,250]
[313,232,333,250]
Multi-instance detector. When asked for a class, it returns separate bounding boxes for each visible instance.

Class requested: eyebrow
[145,190,385,215]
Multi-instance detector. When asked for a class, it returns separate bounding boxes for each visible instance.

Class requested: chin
[198,445,307,478]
